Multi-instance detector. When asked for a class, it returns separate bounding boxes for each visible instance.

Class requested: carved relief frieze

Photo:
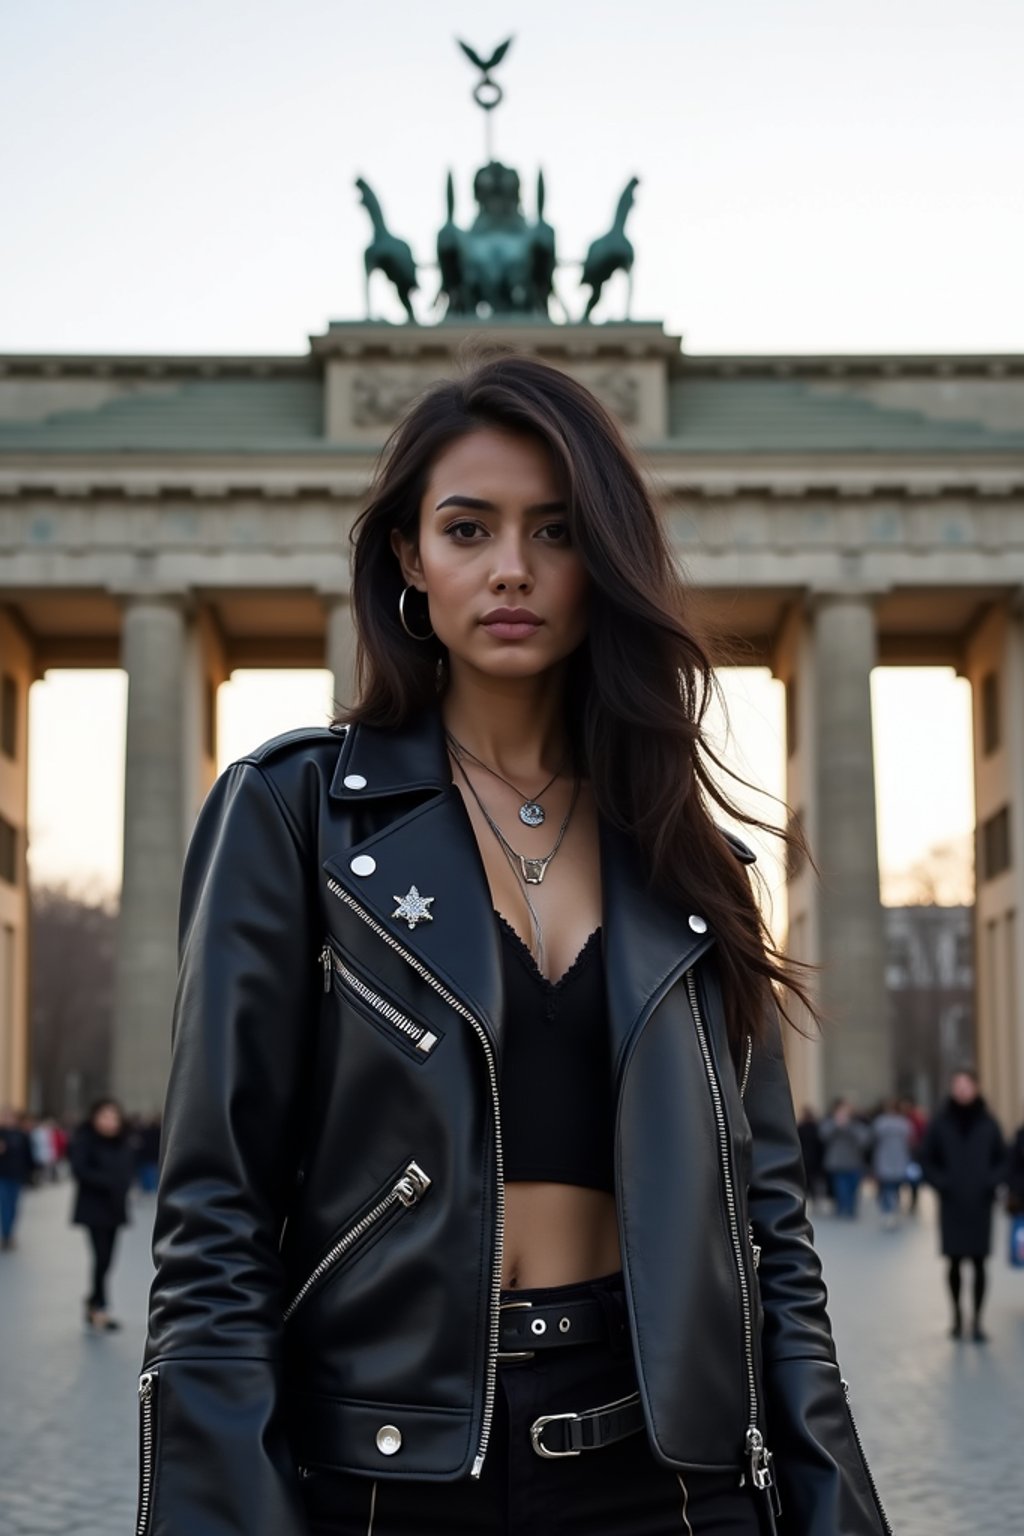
[351,369,427,427]
[586,368,640,425]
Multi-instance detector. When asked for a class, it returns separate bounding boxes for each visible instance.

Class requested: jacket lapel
[599,817,716,1084]
[324,709,505,1056]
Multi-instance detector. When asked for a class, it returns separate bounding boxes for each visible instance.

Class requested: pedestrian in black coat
[919,1067,1007,1342]
[0,1106,36,1250]
[69,1098,135,1331]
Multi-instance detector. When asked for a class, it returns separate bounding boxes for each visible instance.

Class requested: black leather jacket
[139,707,892,1535]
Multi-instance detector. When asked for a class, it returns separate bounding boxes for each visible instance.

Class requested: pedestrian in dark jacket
[70,1097,135,1331]
[0,1105,35,1250]
[919,1067,1007,1341]
[797,1105,825,1203]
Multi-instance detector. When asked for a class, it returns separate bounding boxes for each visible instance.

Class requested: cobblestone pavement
[0,1180,1021,1534]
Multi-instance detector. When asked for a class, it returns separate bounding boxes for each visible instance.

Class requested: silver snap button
[350,854,376,877]
[530,1317,547,1335]
[375,1424,402,1455]
[343,773,368,790]
[688,913,708,934]
[559,1316,571,1333]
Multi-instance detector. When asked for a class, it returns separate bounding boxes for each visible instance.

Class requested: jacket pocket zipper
[685,970,780,1517]
[841,1377,894,1534]
[326,874,504,1481]
[320,939,440,1057]
[136,1369,158,1536]
[283,1159,431,1323]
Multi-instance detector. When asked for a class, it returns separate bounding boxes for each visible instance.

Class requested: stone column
[324,594,358,717]
[774,593,889,1107]
[812,595,889,1103]
[0,607,34,1111]
[962,594,1024,1129]
[182,606,229,846]
[111,596,188,1113]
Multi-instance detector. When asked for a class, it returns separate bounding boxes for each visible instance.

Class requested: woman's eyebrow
[434,494,568,513]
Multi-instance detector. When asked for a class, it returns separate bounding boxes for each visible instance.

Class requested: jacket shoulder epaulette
[240,721,348,767]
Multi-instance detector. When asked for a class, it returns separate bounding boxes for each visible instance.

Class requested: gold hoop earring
[398,585,435,641]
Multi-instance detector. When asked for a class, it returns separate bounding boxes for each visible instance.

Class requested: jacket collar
[330,706,451,801]
[324,706,715,1077]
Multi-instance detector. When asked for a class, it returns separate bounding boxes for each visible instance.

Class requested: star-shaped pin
[392,885,435,930]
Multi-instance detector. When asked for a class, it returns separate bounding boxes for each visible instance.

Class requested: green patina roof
[665,376,1024,453]
[0,377,323,453]
[0,366,1023,455]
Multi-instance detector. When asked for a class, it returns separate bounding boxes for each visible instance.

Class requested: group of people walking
[800,1068,1024,1340]
[0,1100,159,1329]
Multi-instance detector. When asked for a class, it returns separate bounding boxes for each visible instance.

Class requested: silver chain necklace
[449,750,581,975]
[444,728,567,827]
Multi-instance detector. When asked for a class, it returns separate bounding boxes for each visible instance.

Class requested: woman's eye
[537,523,570,542]
[444,521,484,541]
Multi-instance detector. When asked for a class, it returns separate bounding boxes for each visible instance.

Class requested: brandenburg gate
[1,323,1023,1125]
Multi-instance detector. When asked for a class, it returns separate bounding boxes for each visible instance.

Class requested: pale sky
[2,0,1022,351]
[5,0,996,917]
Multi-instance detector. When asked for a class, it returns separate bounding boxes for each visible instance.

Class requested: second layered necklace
[445,729,580,975]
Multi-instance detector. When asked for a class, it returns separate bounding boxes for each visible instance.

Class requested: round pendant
[519,800,545,827]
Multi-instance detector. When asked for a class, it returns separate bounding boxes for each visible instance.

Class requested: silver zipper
[748,1222,761,1270]
[686,971,778,1512]
[327,876,505,1480]
[137,1369,158,1536]
[321,943,439,1054]
[841,1378,894,1534]
[284,1159,431,1322]
[740,1032,753,1098]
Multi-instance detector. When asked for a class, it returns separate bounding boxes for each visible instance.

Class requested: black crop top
[496,910,616,1194]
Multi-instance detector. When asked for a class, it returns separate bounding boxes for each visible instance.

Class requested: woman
[920,1067,1006,1341]
[819,1100,871,1219]
[70,1097,134,1331]
[140,356,891,1534]
[870,1100,914,1230]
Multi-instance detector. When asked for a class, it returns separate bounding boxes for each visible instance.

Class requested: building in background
[886,905,974,1112]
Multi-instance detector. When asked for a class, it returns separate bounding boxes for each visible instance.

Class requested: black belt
[498,1291,644,1457]
[497,1292,628,1359]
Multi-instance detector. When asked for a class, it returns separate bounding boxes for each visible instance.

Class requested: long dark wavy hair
[338,349,817,1051]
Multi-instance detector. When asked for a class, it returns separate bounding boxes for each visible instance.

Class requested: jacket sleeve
[139,759,319,1536]
[745,1003,892,1534]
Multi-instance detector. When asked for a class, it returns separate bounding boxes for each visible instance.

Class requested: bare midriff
[500,1180,622,1289]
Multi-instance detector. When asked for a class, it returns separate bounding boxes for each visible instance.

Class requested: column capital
[805,586,888,614]
[108,585,194,611]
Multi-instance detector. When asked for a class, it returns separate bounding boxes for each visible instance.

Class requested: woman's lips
[481,619,542,641]
[480,607,543,641]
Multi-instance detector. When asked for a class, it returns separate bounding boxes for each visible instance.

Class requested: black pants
[85,1225,118,1309]
[300,1268,761,1535]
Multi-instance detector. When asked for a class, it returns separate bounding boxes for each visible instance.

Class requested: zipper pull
[139,1371,156,1402]
[746,1427,782,1516]
[748,1221,762,1270]
[320,945,333,993]
[395,1160,432,1206]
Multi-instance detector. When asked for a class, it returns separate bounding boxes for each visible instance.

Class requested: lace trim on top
[493,908,602,993]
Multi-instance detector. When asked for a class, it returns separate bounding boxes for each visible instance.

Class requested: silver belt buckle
[530,1409,580,1458]
[497,1298,535,1361]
